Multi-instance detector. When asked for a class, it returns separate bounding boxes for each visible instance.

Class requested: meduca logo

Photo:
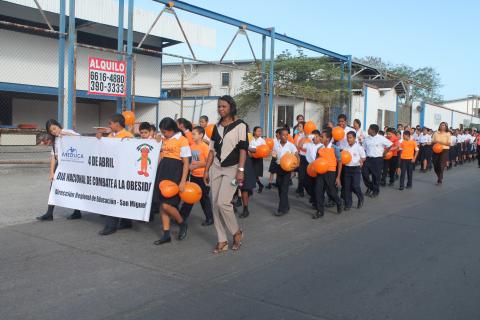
[62,147,85,161]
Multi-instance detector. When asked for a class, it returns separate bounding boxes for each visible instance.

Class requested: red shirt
[388,135,399,156]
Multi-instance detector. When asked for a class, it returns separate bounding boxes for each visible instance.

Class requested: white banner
[48,136,161,221]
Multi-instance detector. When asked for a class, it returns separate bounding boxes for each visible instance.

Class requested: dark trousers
[315,171,341,213]
[477,146,480,166]
[433,149,449,182]
[381,156,398,184]
[180,175,213,222]
[276,168,291,213]
[400,159,414,188]
[296,155,308,194]
[362,157,383,193]
[305,175,316,202]
[104,217,132,230]
[343,166,363,208]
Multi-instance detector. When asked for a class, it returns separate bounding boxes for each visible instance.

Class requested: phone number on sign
[89,70,126,96]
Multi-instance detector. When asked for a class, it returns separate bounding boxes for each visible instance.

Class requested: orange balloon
[205,124,215,138]
[179,181,202,204]
[304,121,317,135]
[341,150,352,165]
[253,144,270,158]
[122,111,135,127]
[159,180,179,198]
[384,151,393,160]
[287,134,294,143]
[332,126,345,141]
[307,162,317,177]
[265,138,274,150]
[313,158,329,174]
[433,143,443,154]
[280,153,298,172]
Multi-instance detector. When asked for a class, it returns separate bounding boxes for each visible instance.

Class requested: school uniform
[449,135,458,166]
[101,129,134,234]
[362,134,393,196]
[336,126,355,150]
[399,140,418,189]
[268,139,280,174]
[37,129,82,221]
[343,142,365,209]
[418,133,433,169]
[180,141,213,224]
[249,137,266,178]
[314,142,342,216]
[303,141,324,203]
[295,133,308,196]
[273,141,297,215]
[381,135,399,185]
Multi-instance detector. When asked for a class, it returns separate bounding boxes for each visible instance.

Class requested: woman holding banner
[37,119,82,221]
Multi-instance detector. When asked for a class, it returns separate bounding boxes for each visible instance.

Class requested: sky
[135,0,479,100]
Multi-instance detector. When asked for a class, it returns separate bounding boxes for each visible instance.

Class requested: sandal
[213,241,229,254]
[232,230,243,251]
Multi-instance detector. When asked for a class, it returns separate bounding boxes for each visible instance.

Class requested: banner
[88,57,126,97]
[48,136,161,221]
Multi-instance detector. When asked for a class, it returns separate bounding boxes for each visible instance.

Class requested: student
[336,114,356,150]
[431,122,451,185]
[420,127,433,172]
[313,128,343,219]
[381,128,399,186]
[362,124,393,198]
[266,128,282,189]
[96,114,134,236]
[448,130,458,169]
[138,122,161,222]
[399,131,419,190]
[272,127,298,216]
[36,119,82,221]
[294,121,307,197]
[153,118,191,245]
[343,131,366,210]
[177,118,194,146]
[300,130,324,207]
[353,119,365,145]
[199,115,210,144]
[249,126,266,193]
[179,126,214,226]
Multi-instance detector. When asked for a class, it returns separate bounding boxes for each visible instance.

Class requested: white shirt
[249,137,266,149]
[51,129,80,156]
[412,132,420,142]
[465,134,473,143]
[304,142,324,163]
[450,135,457,146]
[344,142,366,167]
[363,134,393,157]
[418,133,432,144]
[355,128,365,144]
[273,141,298,164]
[336,126,355,150]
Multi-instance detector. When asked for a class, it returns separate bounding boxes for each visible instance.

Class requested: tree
[235,49,344,117]
[356,56,443,104]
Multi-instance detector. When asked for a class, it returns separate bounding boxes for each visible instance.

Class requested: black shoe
[365,188,372,196]
[153,235,172,245]
[406,185,412,189]
[201,219,214,226]
[36,213,53,221]
[274,210,287,217]
[325,201,335,208]
[118,220,133,230]
[344,206,351,211]
[399,186,404,190]
[370,192,379,198]
[178,223,188,241]
[99,227,117,236]
[357,199,364,209]
[312,211,323,219]
[239,207,250,218]
[336,204,343,214]
[67,211,82,220]
[265,183,272,189]
[258,184,264,193]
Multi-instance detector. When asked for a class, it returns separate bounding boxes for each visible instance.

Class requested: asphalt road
[1,162,479,320]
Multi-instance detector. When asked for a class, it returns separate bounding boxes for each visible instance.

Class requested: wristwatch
[238,167,245,172]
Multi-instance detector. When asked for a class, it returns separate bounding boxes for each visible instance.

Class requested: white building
[442,96,480,117]
[0,0,215,134]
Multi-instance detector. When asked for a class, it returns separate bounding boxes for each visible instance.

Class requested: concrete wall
[423,103,452,129]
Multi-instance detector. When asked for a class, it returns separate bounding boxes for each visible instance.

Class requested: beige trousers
[210,162,240,243]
